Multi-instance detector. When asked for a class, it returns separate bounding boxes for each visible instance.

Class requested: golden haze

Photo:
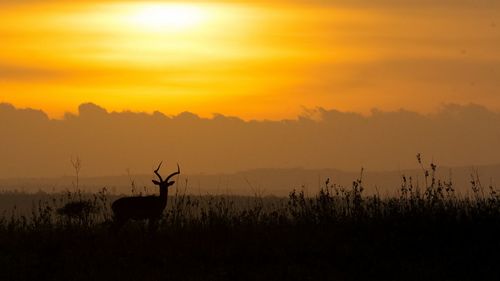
[0,1,499,119]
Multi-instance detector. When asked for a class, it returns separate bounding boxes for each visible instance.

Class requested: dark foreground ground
[0,178,499,281]
[1,218,499,281]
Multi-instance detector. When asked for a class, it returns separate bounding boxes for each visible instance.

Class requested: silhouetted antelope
[111,162,180,232]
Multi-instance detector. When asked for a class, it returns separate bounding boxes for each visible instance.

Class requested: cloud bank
[1,102,499,178]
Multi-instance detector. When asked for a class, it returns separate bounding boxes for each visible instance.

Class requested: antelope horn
[165,163,180,182]
[154,161,163,182]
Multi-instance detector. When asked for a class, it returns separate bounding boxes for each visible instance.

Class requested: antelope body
[111,162,180,231]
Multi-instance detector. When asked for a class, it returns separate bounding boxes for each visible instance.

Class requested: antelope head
[152,162,180,194]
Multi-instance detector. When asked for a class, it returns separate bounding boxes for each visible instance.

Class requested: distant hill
[1,164,499,196]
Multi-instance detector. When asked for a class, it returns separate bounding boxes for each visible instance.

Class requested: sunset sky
[1,0,499,120]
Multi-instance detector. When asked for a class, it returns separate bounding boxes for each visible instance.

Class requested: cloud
[0,102,49,121]
[0,64,65,82]
[78,103,108,118]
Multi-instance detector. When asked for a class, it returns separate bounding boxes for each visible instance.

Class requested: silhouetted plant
[57,200,97,224]
[70,155,82,191]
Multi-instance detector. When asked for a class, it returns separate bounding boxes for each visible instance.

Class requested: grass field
[0,163,499,281]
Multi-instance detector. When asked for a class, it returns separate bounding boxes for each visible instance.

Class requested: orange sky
[1,0,499,120]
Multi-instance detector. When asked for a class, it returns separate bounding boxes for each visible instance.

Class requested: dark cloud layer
[1,102,499,178]
[0,64,64,81]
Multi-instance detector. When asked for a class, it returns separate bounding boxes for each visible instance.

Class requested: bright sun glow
[130,4,206,31]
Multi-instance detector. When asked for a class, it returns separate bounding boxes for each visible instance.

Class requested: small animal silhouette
[57,200,97,222]
[111,162,180,232]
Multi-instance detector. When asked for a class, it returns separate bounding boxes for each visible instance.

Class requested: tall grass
[1,157,498,233]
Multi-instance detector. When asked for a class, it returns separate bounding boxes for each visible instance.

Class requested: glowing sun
[130,4,206,31]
